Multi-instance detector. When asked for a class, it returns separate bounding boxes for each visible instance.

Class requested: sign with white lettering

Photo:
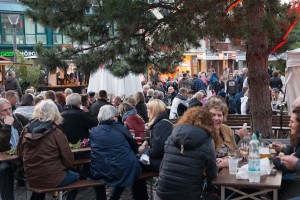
[0,50,37,57]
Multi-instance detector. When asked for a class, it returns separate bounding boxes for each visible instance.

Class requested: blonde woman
[133,99,173,200]
[204,96,247,168]
[17,100,78,200]
[188,91,205,108]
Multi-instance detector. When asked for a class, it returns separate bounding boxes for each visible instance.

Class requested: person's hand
[237,128,248,140]
[272,142,285,153]
[81,106,89,112]
[138,141,148,155]
[281,155,299,170]
[4,116,14,125]
[216,158,229,168]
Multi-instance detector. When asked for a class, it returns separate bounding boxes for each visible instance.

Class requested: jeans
[57,170,79,200]
[0,162,14,200]
[30,170,79,200]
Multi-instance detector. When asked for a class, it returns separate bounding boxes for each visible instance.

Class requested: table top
[71,147,91,154]
[212,168,282,189]
[0,152,19,162]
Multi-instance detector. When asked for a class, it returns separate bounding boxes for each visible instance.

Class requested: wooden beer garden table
[212,168,282,200]
[0,147,91,163]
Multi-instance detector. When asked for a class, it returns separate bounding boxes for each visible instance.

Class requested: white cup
[229,158,239,175]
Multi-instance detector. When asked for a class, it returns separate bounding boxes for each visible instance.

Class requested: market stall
[87,66,142,98]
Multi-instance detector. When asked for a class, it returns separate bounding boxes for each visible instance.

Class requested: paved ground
[13,181,156,200]
[14,185,134,200]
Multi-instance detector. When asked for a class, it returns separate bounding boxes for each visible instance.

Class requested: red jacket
[125,114,146,137]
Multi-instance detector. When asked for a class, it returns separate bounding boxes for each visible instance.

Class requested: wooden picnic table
[71,147,91,154]
[0,147,91,163]
[212,167,282,200]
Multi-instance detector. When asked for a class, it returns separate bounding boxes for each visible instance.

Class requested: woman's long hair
[176,106,220,149]
[147,99,166,127]
[291,106,300,147]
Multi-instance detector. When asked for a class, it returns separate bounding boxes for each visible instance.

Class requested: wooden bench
[225,114,290,135]
[73,158,91,166]
[26,180,104,200]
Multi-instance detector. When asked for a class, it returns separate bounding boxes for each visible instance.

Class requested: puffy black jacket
[156,124,217,200]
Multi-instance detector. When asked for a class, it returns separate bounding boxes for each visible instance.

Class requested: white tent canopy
[286,48,300,113]
[87,66,143,98]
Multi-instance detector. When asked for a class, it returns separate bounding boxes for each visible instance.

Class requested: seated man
[169,87,189,119]
[0,98,28,200]
[60,93,97,144]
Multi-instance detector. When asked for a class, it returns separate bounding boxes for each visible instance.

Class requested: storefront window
[25,35,36,44]
[37,35,46,44]
[1,14,24,44]
[53,34,63,44]
[63,35,72,44]
[37,24,45,33]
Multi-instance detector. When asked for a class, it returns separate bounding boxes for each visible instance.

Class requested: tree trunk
[245,0,272,138]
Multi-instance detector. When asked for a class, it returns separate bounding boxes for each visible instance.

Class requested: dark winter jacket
[156,124,217,200]
[89,120,141,186]
[270,77,283,92]
[17,120,74,188]
[192,77,206,93]
[5,77,22,97]
[144,111,173,171]
[60,105,97,144]
[274,144,300,176]
[213,81,225,94]
[135,101,148,123]
[188,98,202,108]
[0,113,28,152]
[234,91,245,114]
[89,99,111,119]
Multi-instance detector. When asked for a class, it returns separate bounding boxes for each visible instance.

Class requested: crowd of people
[0,68,299,200]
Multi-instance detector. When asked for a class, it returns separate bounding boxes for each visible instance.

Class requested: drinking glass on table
[239,141,249,163]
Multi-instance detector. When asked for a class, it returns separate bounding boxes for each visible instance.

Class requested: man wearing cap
[88,91,96,107]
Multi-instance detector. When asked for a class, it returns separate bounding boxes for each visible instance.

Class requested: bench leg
[58,190,63,200]
[150,177,153,200]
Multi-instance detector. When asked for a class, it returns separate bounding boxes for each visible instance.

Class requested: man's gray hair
[64,88,73,95]
[97,105,118,122]
[66,93,81,106]
[0,98,11,106]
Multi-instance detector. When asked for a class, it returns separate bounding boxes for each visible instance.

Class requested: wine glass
[239,141,249,163]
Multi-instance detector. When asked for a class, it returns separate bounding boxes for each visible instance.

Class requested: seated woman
[89,105,141,200]
[204,96,247,168]
[118,102,146,137]
[132,99,173,200]
[17,99,78,200]
[188,91,204,108]
[13,93,35,119]
[274,106,300,178]
[156,107,219,200]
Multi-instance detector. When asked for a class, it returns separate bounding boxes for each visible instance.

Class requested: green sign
[1,51,14,57]
[0,50,37,57]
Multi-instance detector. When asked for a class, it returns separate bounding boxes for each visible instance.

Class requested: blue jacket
[90,120,141,186]
[192,77,206,93]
